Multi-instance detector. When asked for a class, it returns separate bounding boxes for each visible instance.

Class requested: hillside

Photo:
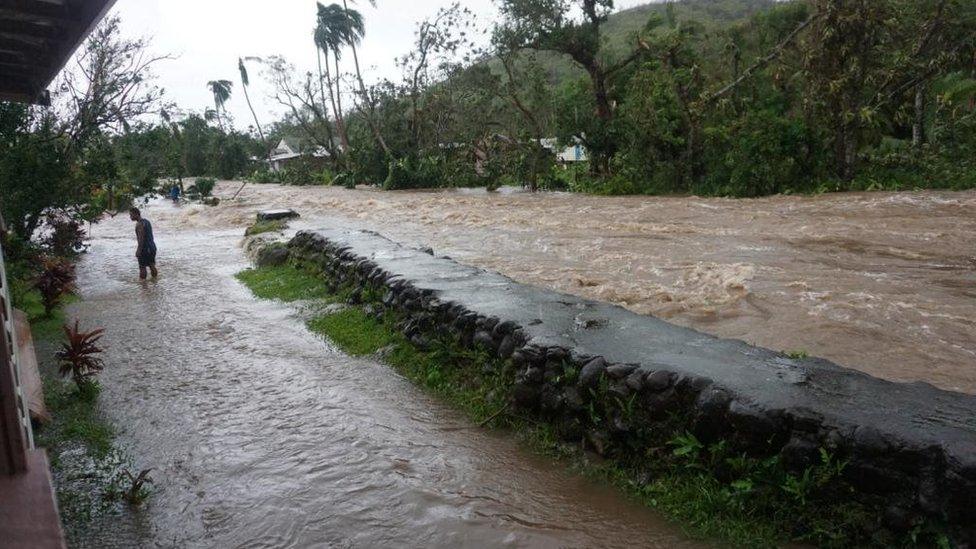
[537,0,778,84]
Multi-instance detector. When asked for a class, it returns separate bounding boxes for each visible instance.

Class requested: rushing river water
[67,202,702,548]
[175,182,975,394]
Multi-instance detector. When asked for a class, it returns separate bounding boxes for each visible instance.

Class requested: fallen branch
[701,12,820,106]
[231,181,248,200]
[478,403,510,427]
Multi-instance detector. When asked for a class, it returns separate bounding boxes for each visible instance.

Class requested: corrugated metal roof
[0,0,118,105]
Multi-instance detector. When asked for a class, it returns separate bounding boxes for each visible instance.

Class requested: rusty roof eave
[0,0,118,105]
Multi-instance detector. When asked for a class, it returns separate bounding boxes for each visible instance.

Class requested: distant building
[540,138,587,163]
[269,137,332,172]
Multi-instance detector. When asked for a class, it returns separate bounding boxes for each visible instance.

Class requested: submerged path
[187,183,976,394]
[66,201,700,547]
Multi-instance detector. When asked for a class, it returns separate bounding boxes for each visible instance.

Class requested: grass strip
[244,220,287,237]
[235,265,334,302]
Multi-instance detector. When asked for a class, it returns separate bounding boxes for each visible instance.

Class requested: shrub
[384,155,443,190]
[249,169,280,184]
[56,320,105,390]
[106,468,154,506]
[698,110,825,197]
[333,171,356,189]
[192,177,217,197]
[35,256,76,315]
[42,212,87,256]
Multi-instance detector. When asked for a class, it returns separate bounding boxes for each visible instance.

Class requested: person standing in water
[130,207,158,279]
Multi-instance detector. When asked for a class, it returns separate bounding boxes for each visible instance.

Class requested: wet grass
[304,306,511,420]
[235,265,334,302]
[245,220,287,237]
[237,262,945,548]
[307,309,399,356]
[40,381,115,459]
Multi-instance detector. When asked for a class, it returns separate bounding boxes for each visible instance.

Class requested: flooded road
[187,183,975,394]
[67,203,700,547]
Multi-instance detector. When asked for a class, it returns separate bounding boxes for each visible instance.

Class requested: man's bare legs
[139,265,158,280]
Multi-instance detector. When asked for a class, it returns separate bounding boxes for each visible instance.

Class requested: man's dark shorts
[138,247,156,268]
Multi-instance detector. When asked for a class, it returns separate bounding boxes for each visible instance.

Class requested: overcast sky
[108,0,650,132]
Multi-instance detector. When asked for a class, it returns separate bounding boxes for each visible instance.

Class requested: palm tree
[232,58,271,199]
[315,2,362,154]
[341,0,391,156]
[313,20,343,154]
[237,59,267,146]
[206,79,233,131]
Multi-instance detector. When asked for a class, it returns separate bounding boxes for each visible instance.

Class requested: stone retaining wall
[285,228,976,543]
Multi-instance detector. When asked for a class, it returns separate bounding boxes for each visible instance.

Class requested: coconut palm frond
[238,58,250,87]
[206,79,234,111]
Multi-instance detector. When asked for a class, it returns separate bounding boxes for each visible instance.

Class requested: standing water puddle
[66,201,701,548]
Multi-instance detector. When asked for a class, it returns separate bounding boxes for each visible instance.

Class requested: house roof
[279,136,305,152]
[0,0,118,105]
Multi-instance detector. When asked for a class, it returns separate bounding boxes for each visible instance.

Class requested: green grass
[39,380,114,460]
[245,220,287,237]
[237,260,945,548]
[10,279,78,342]
[235,265,335,302]
[304,306,511,421]
[307,309,399,356]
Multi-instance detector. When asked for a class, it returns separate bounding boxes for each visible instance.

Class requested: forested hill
[604,0,778,47]
[536,0,779,84]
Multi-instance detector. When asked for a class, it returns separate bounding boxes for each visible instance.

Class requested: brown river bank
[185,182,975,394]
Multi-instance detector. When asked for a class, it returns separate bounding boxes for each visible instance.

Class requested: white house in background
[268,137,331,171]
[540,137,588,162]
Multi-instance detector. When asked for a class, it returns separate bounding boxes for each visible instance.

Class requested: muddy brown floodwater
[184,182,975,394]
[68,204,704,547]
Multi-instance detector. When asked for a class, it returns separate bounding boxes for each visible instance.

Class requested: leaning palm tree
[238,58,267,148]
[315,2,362,154]
[206,79,233,131]
[231,58,271,199]
[313,20,343,154]
[341,0,390,156]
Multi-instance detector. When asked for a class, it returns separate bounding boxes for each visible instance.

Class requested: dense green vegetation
[0,15,262,248]
[7,1,970,218]
[246,0,976,196]
[237,259,951,547]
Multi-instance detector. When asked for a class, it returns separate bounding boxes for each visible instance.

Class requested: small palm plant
[107,468,154,506]
[35,256,76,316]
[56,321,106,390]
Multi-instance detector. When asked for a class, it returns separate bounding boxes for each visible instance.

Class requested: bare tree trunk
[582,64,614,176]
[913,83,926,147]
[318,47,344,155]
[332,51,352,154]
[242,83,271,164]
[231,84,267,200]
[836,119,859,182]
